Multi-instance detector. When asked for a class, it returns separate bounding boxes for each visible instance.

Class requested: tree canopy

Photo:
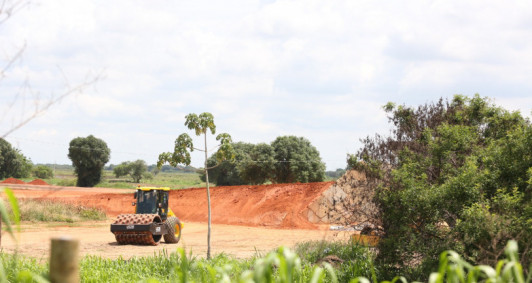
[113,160,149,183]
[200,142,254,186]
[0,138,32,179]
[200,136,325,186]
[349,95,531,278]
[68,135,110,187]
[271,136,326,183]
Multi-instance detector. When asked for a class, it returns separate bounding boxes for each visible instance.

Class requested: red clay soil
[1,177,25,184]
[7,182,334,230]
[27,179,49,185]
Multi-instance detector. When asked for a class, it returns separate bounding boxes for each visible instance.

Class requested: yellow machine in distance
[110,187,183,245]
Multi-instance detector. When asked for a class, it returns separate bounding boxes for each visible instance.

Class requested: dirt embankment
[169,182,334,229]
[4,182,334,230]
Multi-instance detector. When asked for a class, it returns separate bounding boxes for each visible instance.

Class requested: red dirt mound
[169,182,334,229]
[9,182,335,230]
[27,179,49,186]
[1,177,25,184]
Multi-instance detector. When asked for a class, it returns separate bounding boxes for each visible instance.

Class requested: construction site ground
[1,183,353,260]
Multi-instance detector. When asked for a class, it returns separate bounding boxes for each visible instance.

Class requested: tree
[200,142,262,186]
[32,165,54,179]
[271,136,326,183]
[0,138,32,179]
[113,160,149,183]
[113,162,131,178]
[68,135,110,187]
[157,112,234,259]
[128,160,148,183]
[239,143,276,185]
[348,95,531,279]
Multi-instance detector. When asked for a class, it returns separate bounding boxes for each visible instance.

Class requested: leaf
[5,188,20,228]
[0,190,14,238]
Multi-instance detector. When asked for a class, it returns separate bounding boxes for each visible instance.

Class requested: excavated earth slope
[5,182,334,229]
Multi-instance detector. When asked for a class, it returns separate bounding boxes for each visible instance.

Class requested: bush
[349,95,532,277]
[294,240,377,281]
[0,138,32,179]
[32,165,54,179]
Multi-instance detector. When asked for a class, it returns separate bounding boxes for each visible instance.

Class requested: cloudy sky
[1,0,531,170]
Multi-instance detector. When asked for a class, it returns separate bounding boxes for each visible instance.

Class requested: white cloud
[1,0,531,170]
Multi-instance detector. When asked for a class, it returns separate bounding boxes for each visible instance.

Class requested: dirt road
[1,221,351,260]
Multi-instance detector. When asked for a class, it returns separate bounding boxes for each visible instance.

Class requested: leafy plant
[349,95,531,278]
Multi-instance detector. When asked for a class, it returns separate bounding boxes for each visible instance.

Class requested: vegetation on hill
[202,136,326,185]
[348,94,532,279]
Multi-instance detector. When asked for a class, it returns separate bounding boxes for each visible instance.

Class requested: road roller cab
[110,187,182,246]
[134,187,171,220]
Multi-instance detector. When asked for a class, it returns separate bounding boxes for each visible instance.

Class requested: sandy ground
[0,182,355,260]
[1,221,351,260]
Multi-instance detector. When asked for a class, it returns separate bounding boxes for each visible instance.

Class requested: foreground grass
[0,241,529,283]
[0,241,532,283]
[5,199,106,223]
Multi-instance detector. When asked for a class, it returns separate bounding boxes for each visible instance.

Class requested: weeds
[0,241,529,282]
[4,199,106,223]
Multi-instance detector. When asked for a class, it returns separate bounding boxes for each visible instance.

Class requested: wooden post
[50,237,79,283]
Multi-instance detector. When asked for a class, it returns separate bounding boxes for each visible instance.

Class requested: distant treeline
[36,163,198,173]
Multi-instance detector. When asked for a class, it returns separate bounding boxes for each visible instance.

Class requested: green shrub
[56,178,77,187]
[32,165,54,179]
[294,240,377,281]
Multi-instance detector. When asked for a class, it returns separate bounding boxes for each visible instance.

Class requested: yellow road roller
[110,187,182,245]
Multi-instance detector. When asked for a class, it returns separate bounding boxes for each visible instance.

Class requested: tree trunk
[204,132,212,260]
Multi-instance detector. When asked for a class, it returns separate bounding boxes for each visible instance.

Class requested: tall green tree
[68,135,110,187]
[200,142,276,186]
[239,143,276,185]
[200,142,254,186]
[0,138,32,179]
[271,136,325,183]
[349,95,531,279]
[157,112,234,259]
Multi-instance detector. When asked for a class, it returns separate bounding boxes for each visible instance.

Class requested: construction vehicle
[110,187,182,245]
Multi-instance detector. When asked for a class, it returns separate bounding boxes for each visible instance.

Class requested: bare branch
[0,41,25,81]
[0,0,29,25]
[206,162,223,170]
[1,71,103,138]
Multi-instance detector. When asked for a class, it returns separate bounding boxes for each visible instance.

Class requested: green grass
[4,199,106,223]
[0,241,529,283]
[294,240,377,281]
